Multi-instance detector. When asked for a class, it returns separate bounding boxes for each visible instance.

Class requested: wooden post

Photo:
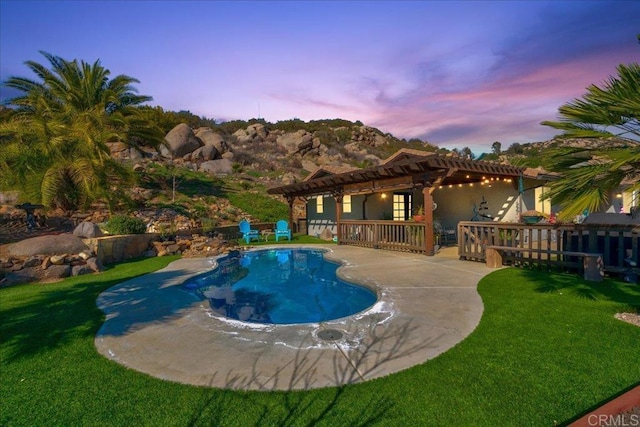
[334,192,343,244]
[583,254,603,282]
[286,196,295,233]
[422,186,435,255]
[486,248,503,268]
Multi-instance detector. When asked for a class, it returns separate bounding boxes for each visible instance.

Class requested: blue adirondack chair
[239,219,259,244]
[274,219,292,242]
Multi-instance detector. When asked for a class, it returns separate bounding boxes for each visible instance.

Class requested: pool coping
[94,244,496,390]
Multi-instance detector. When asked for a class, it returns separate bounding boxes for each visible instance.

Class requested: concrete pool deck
[95,245,496,391]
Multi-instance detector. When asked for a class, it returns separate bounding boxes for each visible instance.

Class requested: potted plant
[520,210,544,224]
[413,205,425,222]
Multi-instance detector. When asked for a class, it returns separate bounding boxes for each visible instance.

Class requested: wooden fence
[458,221,640,274]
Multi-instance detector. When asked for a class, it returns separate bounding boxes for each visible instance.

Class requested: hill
[1,112,632,240]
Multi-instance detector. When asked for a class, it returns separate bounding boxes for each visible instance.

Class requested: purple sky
[1,1,638,153]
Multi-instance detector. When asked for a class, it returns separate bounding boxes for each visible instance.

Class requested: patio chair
[274,219,292,242]
[239,219,259,244]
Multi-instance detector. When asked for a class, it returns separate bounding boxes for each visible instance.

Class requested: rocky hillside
[1,116,633,242]
[110,120,438,185]
[0,119,438,241]
[489,137,635,167]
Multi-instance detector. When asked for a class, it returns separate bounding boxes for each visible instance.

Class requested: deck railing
[339,220,427,254]
[335,219,639,274]
[458,221,640,273]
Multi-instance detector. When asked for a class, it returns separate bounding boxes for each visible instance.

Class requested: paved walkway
[95,245,495,390]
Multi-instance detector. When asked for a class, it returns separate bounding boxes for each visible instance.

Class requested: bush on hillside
[103,215,147,235]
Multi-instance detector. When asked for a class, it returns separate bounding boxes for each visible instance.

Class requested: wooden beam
[286,196,295,233]
[423,186,435,255]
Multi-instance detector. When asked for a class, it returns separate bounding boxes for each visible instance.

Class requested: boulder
[195,128,228,152]
[23,256,42,268]
[50,254,66,265]
[3,264,71,286]
[160,123,202,158]
[233,128,251,144]
[320,228,334,241]
[73,221,103,238]
[3,268,38,286]
[247,123,267,139]
[41,264,71,281]
[72,264,93,277]
[142,248,158,258]
[41,256,51,270]
[276,130,311,154]
[188,145,219,162]
[6,234,89,257]
[199,159,233,175]
[86,257,104,272]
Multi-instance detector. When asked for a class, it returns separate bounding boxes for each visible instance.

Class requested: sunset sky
[1,1,638,153]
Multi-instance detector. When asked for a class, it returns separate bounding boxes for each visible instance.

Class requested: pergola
[268,150,526,255]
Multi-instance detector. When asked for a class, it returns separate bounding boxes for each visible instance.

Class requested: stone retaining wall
[83,234,157,264]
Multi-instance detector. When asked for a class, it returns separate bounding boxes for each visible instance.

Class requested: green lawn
[1,257,639,426]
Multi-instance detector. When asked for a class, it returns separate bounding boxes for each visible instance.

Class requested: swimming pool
[183,248,377,324]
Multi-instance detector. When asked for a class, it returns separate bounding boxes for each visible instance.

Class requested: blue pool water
[183,249,377,324]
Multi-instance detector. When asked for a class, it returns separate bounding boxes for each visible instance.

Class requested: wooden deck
[333,219,639,278]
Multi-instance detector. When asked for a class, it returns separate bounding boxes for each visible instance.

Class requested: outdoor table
[261,230,274,242]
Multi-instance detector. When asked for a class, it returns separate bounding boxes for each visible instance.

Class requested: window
[316,196,324,214]
[534,187,551,214]
[392,193,412,221]
[343,195,352,213]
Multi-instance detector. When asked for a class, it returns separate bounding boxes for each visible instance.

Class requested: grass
[225,184,289,222]
[1,259,639,426]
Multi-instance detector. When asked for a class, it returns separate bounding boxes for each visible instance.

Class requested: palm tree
[0,51,164,211]
[541,38,640,218]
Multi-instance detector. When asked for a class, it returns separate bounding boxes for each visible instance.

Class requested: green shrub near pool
[102,214,147,235]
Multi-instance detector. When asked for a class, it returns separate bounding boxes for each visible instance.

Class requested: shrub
[103,215,147,235]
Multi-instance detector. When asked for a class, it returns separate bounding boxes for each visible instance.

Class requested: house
[268,149,553,255]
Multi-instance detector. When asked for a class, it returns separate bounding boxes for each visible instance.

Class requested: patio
[94,245,494,390]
